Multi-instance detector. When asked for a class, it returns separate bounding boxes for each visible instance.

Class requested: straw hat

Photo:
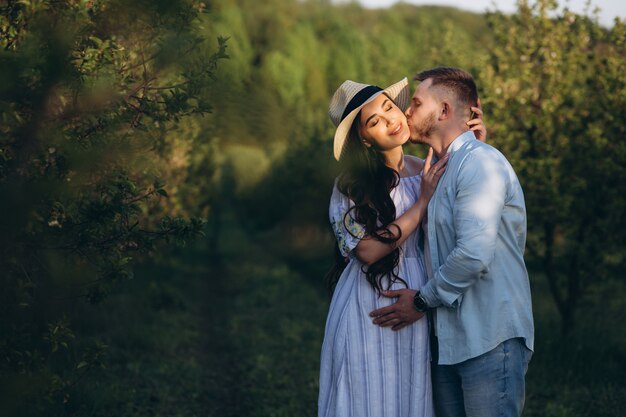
[329,77,410,161]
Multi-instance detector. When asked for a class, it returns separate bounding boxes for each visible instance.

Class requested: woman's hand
[353,149,446,266]
[419,148,448,203]
[467,99,487,142]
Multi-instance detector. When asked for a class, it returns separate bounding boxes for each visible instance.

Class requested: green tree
[0,0,227,413]
[480,0,626,333]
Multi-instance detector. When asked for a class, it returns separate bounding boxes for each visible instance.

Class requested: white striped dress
[318,175,434,417]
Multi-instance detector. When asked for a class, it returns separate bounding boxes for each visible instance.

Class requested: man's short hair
[414,67,478,108]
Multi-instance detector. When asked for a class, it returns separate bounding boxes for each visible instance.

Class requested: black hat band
[340,85,383,122]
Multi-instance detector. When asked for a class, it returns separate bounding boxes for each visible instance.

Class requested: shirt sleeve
[329,183,366,258]
[420,148,508,308]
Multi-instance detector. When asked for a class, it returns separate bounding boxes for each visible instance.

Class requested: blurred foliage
[0,0,227,414]
[200,0,625,337]
[198,0,492,236]
[1,0,625,415]
[479,0,626,334]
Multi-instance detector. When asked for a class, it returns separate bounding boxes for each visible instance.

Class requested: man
[369,67,534,417]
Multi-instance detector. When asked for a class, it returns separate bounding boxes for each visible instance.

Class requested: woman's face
[358,93,410,151]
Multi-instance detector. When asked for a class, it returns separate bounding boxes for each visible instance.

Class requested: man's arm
[370,148,507,329]
[419,149,507,308]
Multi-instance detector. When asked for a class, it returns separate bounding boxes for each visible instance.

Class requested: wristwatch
[413,291,430,312]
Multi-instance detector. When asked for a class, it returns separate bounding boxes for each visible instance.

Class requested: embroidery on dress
[332,214,366,257]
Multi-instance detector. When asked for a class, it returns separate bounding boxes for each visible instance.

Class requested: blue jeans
[432,337,532,417]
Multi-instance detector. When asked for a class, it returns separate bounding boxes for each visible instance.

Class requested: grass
[524,276,626,417]
[46,219,625,416]
[65,247,223,416]
[56,219,329,417]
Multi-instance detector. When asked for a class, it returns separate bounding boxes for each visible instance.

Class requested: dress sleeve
[329,183,366,258]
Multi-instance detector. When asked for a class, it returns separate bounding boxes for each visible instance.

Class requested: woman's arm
[353,197,427,265]
[353,150,448,265]
[467,100,487,142]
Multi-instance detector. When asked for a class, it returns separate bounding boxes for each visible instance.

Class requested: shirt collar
[447,130,477,155]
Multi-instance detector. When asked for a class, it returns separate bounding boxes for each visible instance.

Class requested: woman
[318,78,485,417]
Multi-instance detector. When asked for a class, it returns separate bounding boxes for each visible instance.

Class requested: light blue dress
[318,175,434,417]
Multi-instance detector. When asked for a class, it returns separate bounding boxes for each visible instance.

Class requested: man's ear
[439,101,450,121]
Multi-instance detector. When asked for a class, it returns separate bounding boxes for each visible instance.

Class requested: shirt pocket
[434,185,455,229]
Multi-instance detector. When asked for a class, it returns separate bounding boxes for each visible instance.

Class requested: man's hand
[369,288,425,331]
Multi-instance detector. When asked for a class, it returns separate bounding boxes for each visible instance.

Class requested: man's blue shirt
[420,131,535,365]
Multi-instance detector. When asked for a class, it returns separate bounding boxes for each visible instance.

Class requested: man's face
[405,78,440,144]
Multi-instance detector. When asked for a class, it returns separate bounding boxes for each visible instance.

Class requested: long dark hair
[327,114,408,294]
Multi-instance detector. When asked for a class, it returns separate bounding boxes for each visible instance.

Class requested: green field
[32,217,622,417]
